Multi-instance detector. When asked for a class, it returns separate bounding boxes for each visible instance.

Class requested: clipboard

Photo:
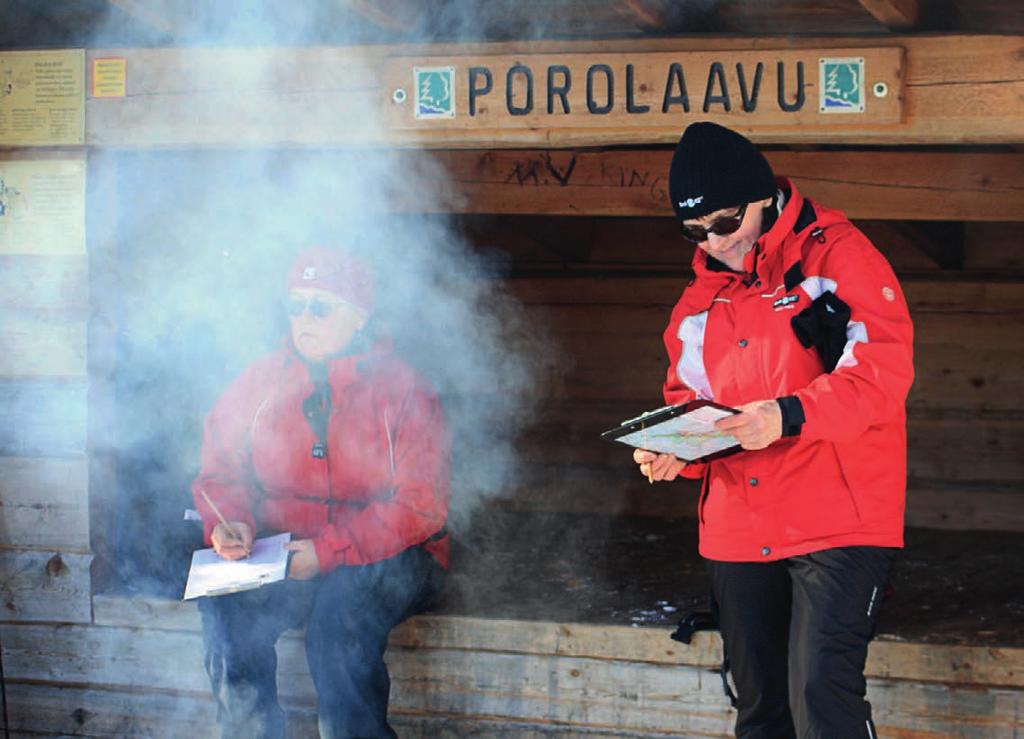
[601,399,742,464]
[182,532,292,600]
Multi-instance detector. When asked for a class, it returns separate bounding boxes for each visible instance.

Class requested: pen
[643,425,654,484]
[198,488,250,556]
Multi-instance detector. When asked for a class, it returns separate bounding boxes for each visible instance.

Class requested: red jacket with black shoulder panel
[192,336,450,573]
[662,178,914,562]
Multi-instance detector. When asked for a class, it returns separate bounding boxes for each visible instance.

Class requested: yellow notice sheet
[0,49,85,146]
[0,157,86,254]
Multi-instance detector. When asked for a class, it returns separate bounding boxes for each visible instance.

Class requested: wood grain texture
[0,456,89,549]
[83,36,1024,147]
[0,315,86,378]
[396,149,1024,220]
[0,550,92,623]
[86,598,1024,689]
[0,381,87,456]
[0,256,88,312]
[3,615,1023,737]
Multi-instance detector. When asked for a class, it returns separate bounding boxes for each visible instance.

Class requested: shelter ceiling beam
[339,0,419,34]
[613,0,675,32]
[857,0,921,29]
[106,0,180,42]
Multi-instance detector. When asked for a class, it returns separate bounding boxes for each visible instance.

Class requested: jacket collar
[281,331,394,390]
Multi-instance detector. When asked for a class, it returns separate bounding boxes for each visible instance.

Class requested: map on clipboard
[601,399,742,463]
[183,532,292,600]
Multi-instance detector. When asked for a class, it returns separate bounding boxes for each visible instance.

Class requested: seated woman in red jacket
[635,123,914,738]
[193,246,449,739]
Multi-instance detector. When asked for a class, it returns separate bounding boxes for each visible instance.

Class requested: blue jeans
[198,544,445,739]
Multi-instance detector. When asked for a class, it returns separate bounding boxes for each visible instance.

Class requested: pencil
[198,488,249,554]
[643,426,654,484]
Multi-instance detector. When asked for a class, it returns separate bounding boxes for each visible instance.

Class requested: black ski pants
[707,546,896,739]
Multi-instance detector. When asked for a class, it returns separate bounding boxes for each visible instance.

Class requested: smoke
[71,11,557,594]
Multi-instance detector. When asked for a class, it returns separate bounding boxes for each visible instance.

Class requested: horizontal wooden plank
[409,150,1024,220]
[498,464,1024,532]
[4,619,1023,737]
[84,36,1024,147]
[0,550,92,623]
[0,314,87,378]
[0,255,89,313]
[518,415,1024,483]
[0,381,88,456]
[965,223,1024,271]
[465,217,1022,273]
[516,310,1024,415]
[5,684,223,739]
[0,456,89,549]
[904,485,1024,531]
[0,683,701,739]
[87,599,1024,690]
[7,678,1024,739]
[505,275,1024,313]
[382,47,905,131]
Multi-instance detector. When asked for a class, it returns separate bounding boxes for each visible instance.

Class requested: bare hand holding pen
[211,521,253,560]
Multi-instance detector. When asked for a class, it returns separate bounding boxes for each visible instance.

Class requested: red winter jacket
[192,335,450,572]
[662,179,914,562]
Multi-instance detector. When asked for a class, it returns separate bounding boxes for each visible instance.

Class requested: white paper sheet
[612,405,739,462]
[183,532,292,600]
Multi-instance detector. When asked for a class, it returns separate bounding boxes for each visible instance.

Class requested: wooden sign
[0,50,85,146]
[384,47,903,131]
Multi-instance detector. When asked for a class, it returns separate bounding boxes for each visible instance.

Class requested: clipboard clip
[621,404,675,426]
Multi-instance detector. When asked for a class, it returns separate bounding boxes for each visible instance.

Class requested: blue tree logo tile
[414,66,455,119]
[819,57,865,113]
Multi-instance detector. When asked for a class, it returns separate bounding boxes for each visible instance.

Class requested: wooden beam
[614,0,676,32]
[83,35,1024,147]
[88,596,1024,688]
[106,0,180,42]
[885,221,966,269]
[339,0,419,34]
[393,149,1024,220]
[858,0,921,28]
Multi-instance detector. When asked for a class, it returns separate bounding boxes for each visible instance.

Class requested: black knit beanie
[668,122,776,221]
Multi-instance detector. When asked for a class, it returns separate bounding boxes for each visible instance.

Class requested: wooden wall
[452,212,1024,531]
[0,151,93,624]
[0,33,1021,738]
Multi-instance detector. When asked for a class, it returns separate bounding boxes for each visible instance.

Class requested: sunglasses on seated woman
[679,203,748,244]
[284,296,343,319]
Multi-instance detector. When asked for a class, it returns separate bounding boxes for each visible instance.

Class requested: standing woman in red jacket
[635,122,914,738]
[193,246,449,739]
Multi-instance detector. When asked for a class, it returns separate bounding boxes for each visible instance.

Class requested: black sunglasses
[679,203,748,244]
[284,296,340,319]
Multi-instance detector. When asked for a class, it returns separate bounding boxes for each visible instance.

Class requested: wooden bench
[4,510,1024,737]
